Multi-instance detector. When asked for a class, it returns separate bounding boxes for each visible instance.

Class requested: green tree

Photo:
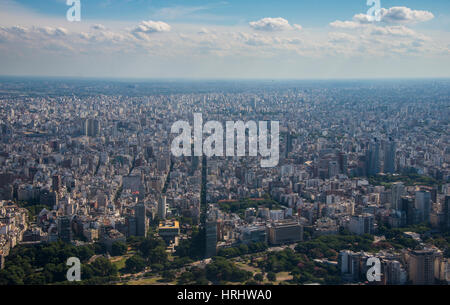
[111,241,127,256]
[267,272,276,282]
[125,255,146,273]
[254,273,264,282]
[161,270,176,282]
[89,257,118,277]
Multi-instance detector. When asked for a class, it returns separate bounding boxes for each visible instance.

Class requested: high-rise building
[52,174,61,193]
[338,152,348,175]
[328,161,339,178]
[391,183,404,211]
[401,196,416,226]
[384,260,407,285]
[348,213,375,235]
[158,195,167,220]
[126,215,136,237]
[85,118,100,137]
[365,140,380,176]
[415,190,431,223]
[285,131,293,158]
[135,202,148,237]
[57,215,72,243]
[144,146,153,161]
[338,250,362,282]
[408,249,440,285]
[444,196,450,230]
[205,218,217,258]
[383,139,396,174]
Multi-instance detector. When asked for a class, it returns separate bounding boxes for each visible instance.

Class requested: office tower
[158,195,167,220]
[365,140,380,176]
[52,175,61,193]
[338,152,348,175]
[338,250,362,282]
[157,156,168,172]
[384,260,406,285]
[85,118,100,137]
[57,215,72,243]
[348,213,375,235]
[391,183,404,211]
[126,215,136,237]
[383,139,396,174]
[408,249,440,285]
[401,196,415,226]
[135,202,148,237]
[445,196,450,230]
[285,131,293,158]
[205,217,217,258]
[415,190,431,223]
[144,146,153,161]
[328,161,339,178]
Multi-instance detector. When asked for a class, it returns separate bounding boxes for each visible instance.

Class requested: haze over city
[0,0,449,79]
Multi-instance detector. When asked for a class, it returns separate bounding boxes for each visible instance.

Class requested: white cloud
[379,7,434,24]
[198,27,210,35]
[132,21,171,34]
[352,14,375,24]
[249,17,294,31]
[293,24,303,31]
[37,26,68,37]
[332,6,434,29]
[329,20,362,29]
[370,25,417,37]
[91,24,107,31]
[328,32,356,44]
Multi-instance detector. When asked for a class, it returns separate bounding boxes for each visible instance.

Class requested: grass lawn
[110,252,135,272]
[275,272,293,283]
[234,261,261,274]
[121,277,177,285]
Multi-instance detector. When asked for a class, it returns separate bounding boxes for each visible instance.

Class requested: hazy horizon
[0,0,449,79]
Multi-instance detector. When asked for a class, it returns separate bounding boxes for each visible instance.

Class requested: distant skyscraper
[348,213,375,235]
[401,196,415,226]
[158,195,167,220]
[205,218,217,258]
[135,202,148,237]
[328,161,339,178]
[391,183,404,211]
[366,140,380,176]
[285,131,293,158]
[444,196,450,230]
[145,146,153,161]
[126,215,136,237]
[338,152,348,175]
[383,139,396,174]
[57,215,72,243]
[338,250,362,282]
[52,174,61,193]
[415,190,431,224]
[85,118,100,137]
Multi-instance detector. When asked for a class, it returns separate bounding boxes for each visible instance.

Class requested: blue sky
[10,0,450,26]
[0,0,449,79]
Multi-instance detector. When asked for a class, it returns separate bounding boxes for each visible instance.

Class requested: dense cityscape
[0,78,448,285]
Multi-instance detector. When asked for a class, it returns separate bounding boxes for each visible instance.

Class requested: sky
[0,0,449,79]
